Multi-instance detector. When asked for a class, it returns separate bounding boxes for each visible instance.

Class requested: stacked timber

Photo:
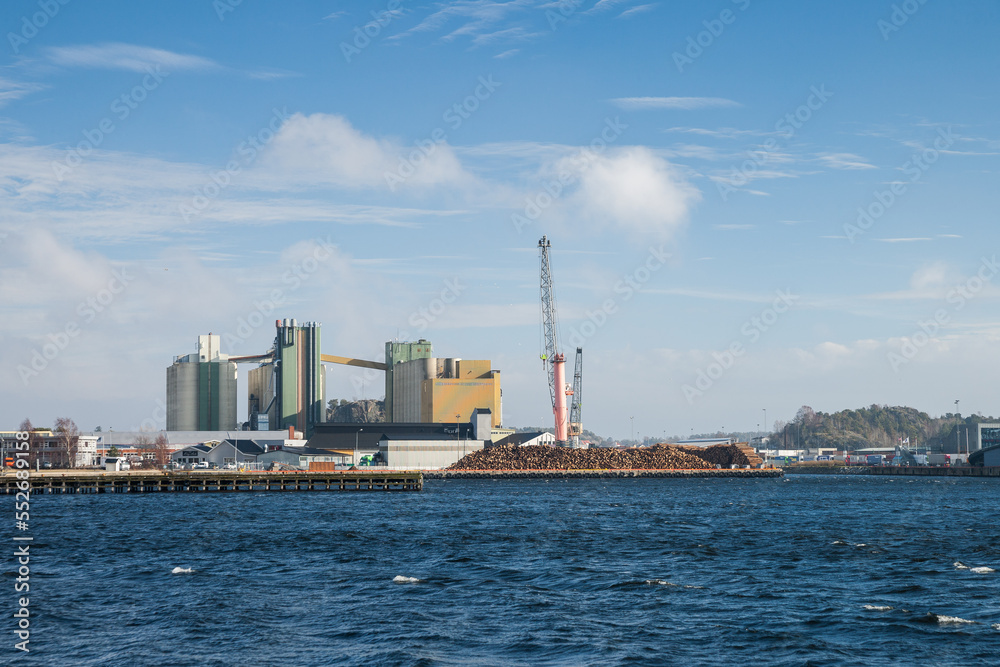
[449,443,756,471]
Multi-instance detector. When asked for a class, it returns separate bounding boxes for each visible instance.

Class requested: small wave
[393,575,422,584]
[644,579,678,586]
[971,567,995,574]
[832,540,849,545]
[992,623,1000,631]
[170,567,193,574]
[929,613,975,625]
[954,561,969,570]
[863,604,893,611]
[855,543,867,547]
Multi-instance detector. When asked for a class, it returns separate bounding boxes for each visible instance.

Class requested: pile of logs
[449,443,756,471]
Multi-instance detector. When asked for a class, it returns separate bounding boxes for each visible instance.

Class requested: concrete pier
[0,470,422,494]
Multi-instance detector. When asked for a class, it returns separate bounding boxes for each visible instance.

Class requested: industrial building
[308,409,493,469]
[248,319,325,437]
[386,353,502,427]
[166,322,506,458]
[166,335,238,431]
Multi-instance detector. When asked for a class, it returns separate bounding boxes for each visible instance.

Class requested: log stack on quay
[435,443,779,479]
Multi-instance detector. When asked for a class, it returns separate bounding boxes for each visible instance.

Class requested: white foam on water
[393,575,422,584]
[992,623,1000,631]
[832,540,849,545]
[971,567,995,574]
[171,567,193,574]
[934,614,975,625]
[854,543,867,547]
[644,579,678,586]
[953,561,969,569]
[863,604,893,611]
[683,585,705,589]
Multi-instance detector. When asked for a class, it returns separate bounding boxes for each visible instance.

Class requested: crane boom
[538,236,569,444]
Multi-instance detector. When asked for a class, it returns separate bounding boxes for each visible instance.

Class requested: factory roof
[221,439,265,455]
[310,422,475,451]
[492,431,550,447]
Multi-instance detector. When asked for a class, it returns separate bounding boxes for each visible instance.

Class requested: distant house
[103,457,129,471]
[170,444,213,467]
[170,440,265,467]
[258,446,350,470]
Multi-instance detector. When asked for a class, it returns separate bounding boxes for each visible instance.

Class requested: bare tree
[132,434,152,469]
[53,417,79,469]
[151,433,171,469]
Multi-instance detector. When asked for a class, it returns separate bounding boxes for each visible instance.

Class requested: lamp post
[355,428,363,467]
[763,409,767,435]
[630,416,634,444]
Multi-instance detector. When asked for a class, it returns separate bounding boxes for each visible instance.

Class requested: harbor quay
[0,469,422,494]
[426,468,783,480]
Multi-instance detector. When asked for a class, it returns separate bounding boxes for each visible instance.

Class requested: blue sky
[1,0,999,439]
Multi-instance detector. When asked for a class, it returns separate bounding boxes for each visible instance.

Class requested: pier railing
[0,470,422,494]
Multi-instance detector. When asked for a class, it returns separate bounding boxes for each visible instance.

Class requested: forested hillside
[770,405,993,451]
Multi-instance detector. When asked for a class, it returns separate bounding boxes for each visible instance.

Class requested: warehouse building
[309,409,493,469]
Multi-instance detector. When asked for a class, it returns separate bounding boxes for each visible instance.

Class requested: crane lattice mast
[538,236,570,444]
[569,347,583,446]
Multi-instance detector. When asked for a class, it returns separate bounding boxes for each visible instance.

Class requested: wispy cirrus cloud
[617,3,657,18]
[45,43,222,73]
[0,77,45,107]
[818,152,877,170]
[874,237,933,243]
[41,42,297,79]
[611,97,740,111]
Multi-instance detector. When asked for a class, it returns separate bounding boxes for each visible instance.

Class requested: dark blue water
[12,475,1000,665]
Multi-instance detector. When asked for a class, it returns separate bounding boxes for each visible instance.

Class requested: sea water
[17,475,1000,665]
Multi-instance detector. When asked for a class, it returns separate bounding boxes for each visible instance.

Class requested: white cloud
[259,113,474,191]
[818,152,877,170]
[611,97,740,111]
[45,43,221,73]
[0,77,45,107]
[557,147,700,240]
[618,4,657,19]
[875,237,933,243]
